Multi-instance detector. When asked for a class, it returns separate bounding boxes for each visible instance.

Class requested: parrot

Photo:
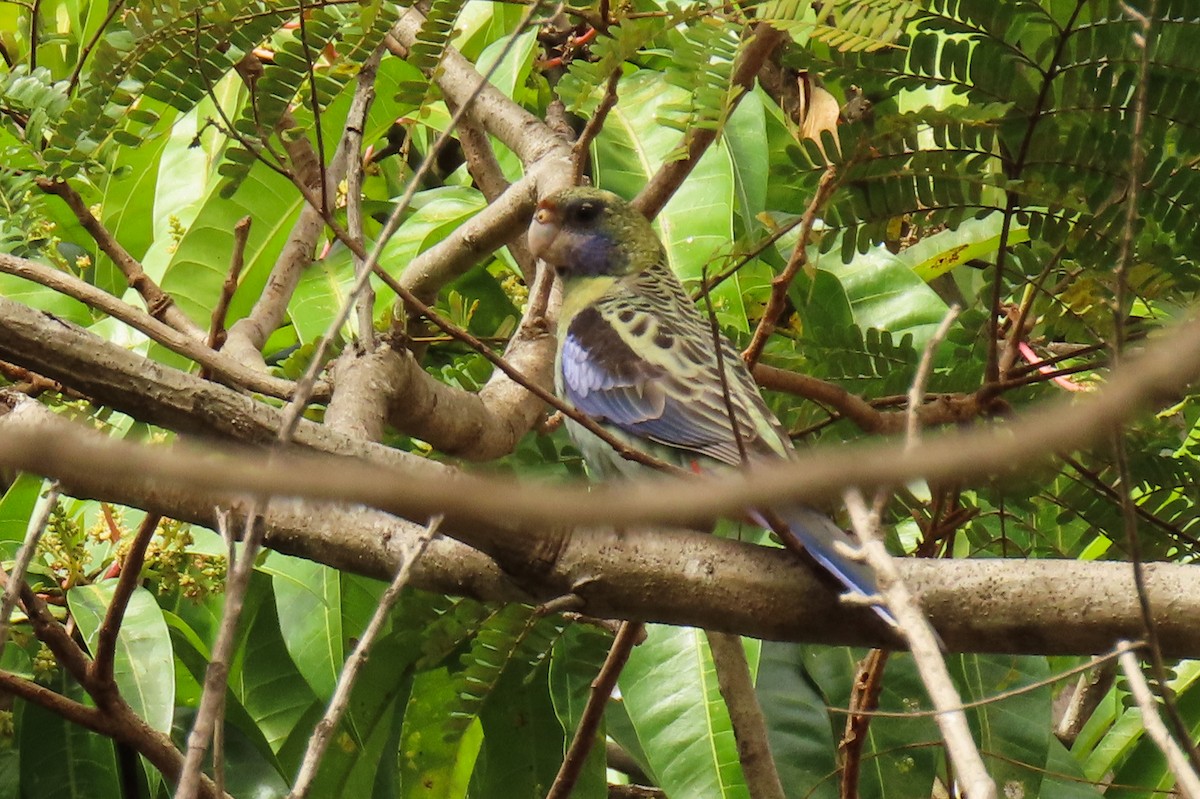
[527,186,890,625]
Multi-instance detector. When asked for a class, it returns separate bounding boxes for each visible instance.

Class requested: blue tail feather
[754,505,897,628]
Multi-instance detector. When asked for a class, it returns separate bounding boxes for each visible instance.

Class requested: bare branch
[13,394,1200,655]
[6,301,1200,541]
[0,252,319,401]
[843,489,996,799]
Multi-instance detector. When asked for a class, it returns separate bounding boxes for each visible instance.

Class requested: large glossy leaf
[264,553,342,700]
[948,654,1051,798]
[68,582,175,733]
[803,647,940,799]
[304,634,414,799]
[818,243,950,349]
[1109,659,1200,794]
[724,88,770,235]
[291,186,486,341]
[894,214,1029,282]
[17,678,121,799]
[592,70,745,330]
[94,101,178,296]
[756,641,839,799]
[1041,738,1104,798]
[617,624,748,799]
[233,589,320,758]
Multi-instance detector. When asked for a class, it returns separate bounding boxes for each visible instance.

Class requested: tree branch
[10,394,1200,655]
[0,252,319,401]
[36,178,207,340]
[632,24,784,219]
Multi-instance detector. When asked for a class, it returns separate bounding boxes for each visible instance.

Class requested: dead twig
[207,216,251,351]
[741,167,841,368]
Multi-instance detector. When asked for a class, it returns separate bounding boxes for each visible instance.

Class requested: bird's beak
[528,200,562,262]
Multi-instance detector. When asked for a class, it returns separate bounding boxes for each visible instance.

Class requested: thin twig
[705,630,786,799]
[842,489,996,799]
[207,217,251,351]
[345,58,376,353]
[906,307,960,446]
[36,179,206,339]
[0,482,60,664]
[571,68,620,183]
[288,516,441,799]
[1108,0,1200,775]
[67,0,125,94]
[296,0,329,215]
[828,641,1141,719]
[0,252,322,401]
[545,621,643,799]
[741,167,840,368]
[1118,643,1200,799]
[90,513,161,687]
[176,511,261,799]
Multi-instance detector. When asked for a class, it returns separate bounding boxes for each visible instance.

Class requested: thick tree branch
[5,301,1199,540]
[7,395,1200,656]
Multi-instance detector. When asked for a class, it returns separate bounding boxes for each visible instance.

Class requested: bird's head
[527,187,663,280]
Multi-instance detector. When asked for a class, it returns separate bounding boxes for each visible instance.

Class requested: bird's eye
[571,201,601,225]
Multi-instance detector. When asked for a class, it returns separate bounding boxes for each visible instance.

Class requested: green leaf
[17,675,120,798]
[547,624,611,799]
[949,654,1051,799]
[68,582,175,733]
[1110,660,1200,794]
[400,667,483,799]
[821,240,950,349]
[756,641,838,799]
[593,70,744,329]
[233,589,321,758]
[617,624,748,799]
[264,553,343,700]
[895,214,1029,282]
[0,473,44,560]
[468,661,562,797]
[724,88,770,234]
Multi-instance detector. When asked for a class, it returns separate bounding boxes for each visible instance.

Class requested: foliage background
[1,0,1200,797]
